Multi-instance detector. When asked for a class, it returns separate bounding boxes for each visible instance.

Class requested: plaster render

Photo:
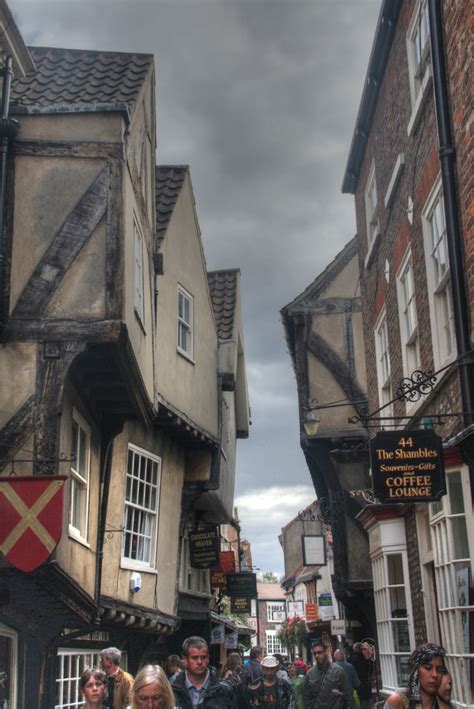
[46,220,106,318]
[0,342,36,427]
[155,174,219,435]
[10,156,106,310]
[15,112,125,143]
[100,421,184,616]
[55,384,101,599]
[308,356,357,430]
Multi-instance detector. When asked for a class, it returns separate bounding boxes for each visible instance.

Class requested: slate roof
[10,46,153,119]
[207,269,239,341]
[155,165,188,240]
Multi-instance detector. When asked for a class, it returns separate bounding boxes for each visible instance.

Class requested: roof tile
[155,165,188,240]
[11,46,153,118]
[207,269,239,341]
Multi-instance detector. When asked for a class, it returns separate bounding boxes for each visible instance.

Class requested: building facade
[0,15,249,709]
[342,0,473,704]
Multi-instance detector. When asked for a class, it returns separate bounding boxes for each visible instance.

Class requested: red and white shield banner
[0,476,66,573]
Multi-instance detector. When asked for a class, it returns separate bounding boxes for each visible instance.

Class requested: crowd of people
[77,638,456,709]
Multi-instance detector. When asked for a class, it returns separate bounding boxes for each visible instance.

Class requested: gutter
[0,56,19,330]
[341,1,403,194]
[427,0,474,435]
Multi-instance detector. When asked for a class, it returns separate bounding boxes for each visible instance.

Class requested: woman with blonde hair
[131,664,175,709]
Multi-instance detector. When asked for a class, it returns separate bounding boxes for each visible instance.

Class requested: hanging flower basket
[276,615,307,648]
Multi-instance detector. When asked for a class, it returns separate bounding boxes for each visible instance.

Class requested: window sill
[407,70,432,137]
[120,560,158,574]
[68,526,91,548]
[177,347,195,364]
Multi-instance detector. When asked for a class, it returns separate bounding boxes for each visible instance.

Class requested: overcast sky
[14,0,380,575]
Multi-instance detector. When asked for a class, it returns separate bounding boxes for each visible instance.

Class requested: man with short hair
[172,636,235,709]
[246,655,294,709]
[246,646,264,683]
[100,647,134,709]
[303,640,354,709]
[347,643,372,709]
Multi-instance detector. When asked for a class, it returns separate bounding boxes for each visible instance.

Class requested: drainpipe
[0,56,18,329]
[94,436,115,622]
[428,0,474,431]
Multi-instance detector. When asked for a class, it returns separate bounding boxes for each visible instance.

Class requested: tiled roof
[10,46,153,118]
[207,269,239,341]
[257,582,285,601]
[155,166,188,240]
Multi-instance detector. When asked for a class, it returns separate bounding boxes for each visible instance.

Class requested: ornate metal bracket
[396,369,437,402]
[349,489,379,504]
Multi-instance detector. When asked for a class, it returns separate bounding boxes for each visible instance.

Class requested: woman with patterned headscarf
[384,644,447,708]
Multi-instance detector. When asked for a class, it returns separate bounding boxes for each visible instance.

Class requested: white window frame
[134,218,145,325]
[406,0,432,135]
[430,466,474,709]
[265,629,285,656]
[121,444,161,571]
[364,162,380,264]
[266,601,285,623]
[68,409,91,544]
[177,285,194,360]
[370,518,415,694]
[396,250,420,387]
[0,622,18,709]
[56,648,102,709]
[179,531,210,596]
[374,308,393,422]
[422,176,456,370]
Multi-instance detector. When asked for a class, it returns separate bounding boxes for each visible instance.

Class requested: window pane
[451,517,469,560]
[388,555,404,585]
[448,472,464,514]
[396,656,411,688]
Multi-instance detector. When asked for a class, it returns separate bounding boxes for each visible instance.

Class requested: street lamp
[302,400,320,437]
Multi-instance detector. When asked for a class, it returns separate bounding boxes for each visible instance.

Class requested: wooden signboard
[370,430,446,503]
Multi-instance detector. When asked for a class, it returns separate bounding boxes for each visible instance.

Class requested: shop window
[372,535,414,692]
[430,468,473,707]
[121,445,161,569]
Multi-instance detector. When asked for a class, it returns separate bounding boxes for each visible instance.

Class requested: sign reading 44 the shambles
[370,429,446,503]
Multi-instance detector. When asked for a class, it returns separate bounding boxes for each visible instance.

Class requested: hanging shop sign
[302,534,326,566]
[0,476,67,573]
[210,551,237,589]
[331,619,347,635]
[226,572,257,599]
[305,603,318,622]
[231,596,252,614]
[211,624,225,644]
[189,526,220,569]
[225,632,239,649]
[370,430,446,503]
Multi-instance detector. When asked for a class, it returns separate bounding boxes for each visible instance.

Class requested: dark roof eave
[342,0,403,194]
[11,100,131,125]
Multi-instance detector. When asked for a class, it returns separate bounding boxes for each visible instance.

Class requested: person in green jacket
[288,663,304,709]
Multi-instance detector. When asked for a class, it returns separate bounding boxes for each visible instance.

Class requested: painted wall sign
[0,476,66,572]
[226,572,257,598]
[231,596,252,614]
[370,430,446,503]
[189,526,220,569]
